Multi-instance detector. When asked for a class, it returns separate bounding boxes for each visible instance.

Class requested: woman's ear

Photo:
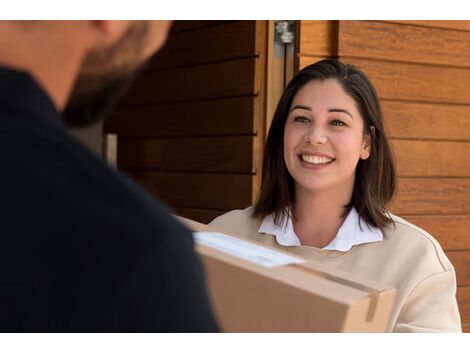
[360,126,375,160]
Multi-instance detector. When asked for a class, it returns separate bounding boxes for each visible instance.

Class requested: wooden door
[298,19,470,332]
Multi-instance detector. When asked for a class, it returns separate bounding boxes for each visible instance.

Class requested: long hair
[253,59,396,230]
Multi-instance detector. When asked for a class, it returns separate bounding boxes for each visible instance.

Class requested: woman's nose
[305,126,328,145]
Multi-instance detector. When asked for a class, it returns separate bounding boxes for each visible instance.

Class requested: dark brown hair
[253,59,396,230]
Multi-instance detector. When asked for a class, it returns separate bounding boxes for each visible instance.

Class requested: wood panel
[463,323,470,332]
[299,57,470,104]
[105,97,257,137]
[447,251,470,286]
[339,21,470,68]
[122,58,258,106]
[132,172,253,210]
[170,20,233,33]
[457,286,470,324]
[391,140,470,177]
[173,207,226,224]
[385,20,470,31]
[148,21,258,70]
[402,215,470,251]
[119,136,254,173]
[391,178,470,215]
[296,56,332,73]
[382,101,470,141]
[299,21,338,57]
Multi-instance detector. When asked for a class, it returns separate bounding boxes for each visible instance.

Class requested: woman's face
[283,79,371,195]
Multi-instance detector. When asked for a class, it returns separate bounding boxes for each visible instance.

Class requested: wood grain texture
[299,20,338,57]
[382,101,470,141]
[297,56,333,72]
[104,98,256,137]
[447,251,470,286]
[463,323,470,332]
[131,172,253,210]
[339,21,470,67]
[402,215,470,251]
[119,136,254,173]
[173,207,226,224]
[148,21,258,70]
[385,20,470,31]
[391,140,470,177]
[121,58,258,106]
[391,178,470,215]
[457,286,470,324]
[251,21,269,202]
[299,57,470,105]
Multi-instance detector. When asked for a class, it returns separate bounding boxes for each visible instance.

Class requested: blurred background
[71,20,470,331]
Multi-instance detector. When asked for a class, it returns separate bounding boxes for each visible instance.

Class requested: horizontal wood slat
[173,207,226,224]
[105,97,257,137]
[447,251,470,286]
[391,140,470,177]
[170,21,233,33]
[131,172,253,210]
[385,20,470,31]
[298,56,332,70]
[339,21,470,68]
[119,136,254,173]
[333,58,470,105]
[402,215,470,251]
[148,21,258,70]
[382,101,470,141]
[463,323,470,332]
[299,21,338,57]
[457,286,470,324]
[391,178,470,215]
[122,58,258,106]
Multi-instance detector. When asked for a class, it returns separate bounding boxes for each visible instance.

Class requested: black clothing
[0,67,219,332]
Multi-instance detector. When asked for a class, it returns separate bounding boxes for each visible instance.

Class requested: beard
[63,22,150,127]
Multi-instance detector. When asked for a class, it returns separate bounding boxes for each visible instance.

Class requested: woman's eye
[294,116,310,123]
[330,119,346,126]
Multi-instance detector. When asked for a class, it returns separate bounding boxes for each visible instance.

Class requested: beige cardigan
[209,207,462,332]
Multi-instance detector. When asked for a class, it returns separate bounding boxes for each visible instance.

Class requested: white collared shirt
[258,207,383,252]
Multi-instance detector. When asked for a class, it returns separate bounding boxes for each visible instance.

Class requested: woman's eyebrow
[329,108,353,119]
[290,105,311,112]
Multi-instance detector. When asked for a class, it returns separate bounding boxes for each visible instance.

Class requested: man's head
[64,20,172,127]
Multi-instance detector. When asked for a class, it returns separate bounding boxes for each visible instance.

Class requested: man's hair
[253,59,396,231]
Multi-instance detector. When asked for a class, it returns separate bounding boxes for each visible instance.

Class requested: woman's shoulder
[208,206,261,235]
[383,213,453,272]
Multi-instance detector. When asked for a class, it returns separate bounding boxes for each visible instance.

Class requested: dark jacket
[0,67,219,332]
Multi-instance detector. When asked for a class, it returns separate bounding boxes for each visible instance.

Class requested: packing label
[193,231,305,268]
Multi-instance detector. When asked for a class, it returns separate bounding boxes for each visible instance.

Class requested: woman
[209,59,461,332]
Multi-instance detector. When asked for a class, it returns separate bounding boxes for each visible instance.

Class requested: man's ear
[360,126,375,160]
[88,20,132,44]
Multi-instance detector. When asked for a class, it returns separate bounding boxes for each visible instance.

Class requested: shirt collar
[258,207,383,252]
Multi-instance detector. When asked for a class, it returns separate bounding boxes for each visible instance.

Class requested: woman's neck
[292,182,354,248]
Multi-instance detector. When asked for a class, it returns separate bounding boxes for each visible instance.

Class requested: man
[0,21,219,332]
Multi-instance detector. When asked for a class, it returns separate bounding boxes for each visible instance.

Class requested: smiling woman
[209,59,462,332]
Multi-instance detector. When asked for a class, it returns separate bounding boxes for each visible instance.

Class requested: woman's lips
[298,154,335,169]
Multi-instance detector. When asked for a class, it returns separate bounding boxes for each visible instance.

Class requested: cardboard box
[178,216,396,332]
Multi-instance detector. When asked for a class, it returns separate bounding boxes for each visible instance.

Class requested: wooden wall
[104,21,268,224]
[299,20,470,332]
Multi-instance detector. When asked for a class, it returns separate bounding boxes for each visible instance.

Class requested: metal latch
[275,20,295,44]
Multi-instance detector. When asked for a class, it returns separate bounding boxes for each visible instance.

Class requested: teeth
[301,155,334,164]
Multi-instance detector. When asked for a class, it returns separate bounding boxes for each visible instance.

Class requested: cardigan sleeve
[393,269,462,332]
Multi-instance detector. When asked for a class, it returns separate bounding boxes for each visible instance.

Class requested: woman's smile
[298,153,336,169]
